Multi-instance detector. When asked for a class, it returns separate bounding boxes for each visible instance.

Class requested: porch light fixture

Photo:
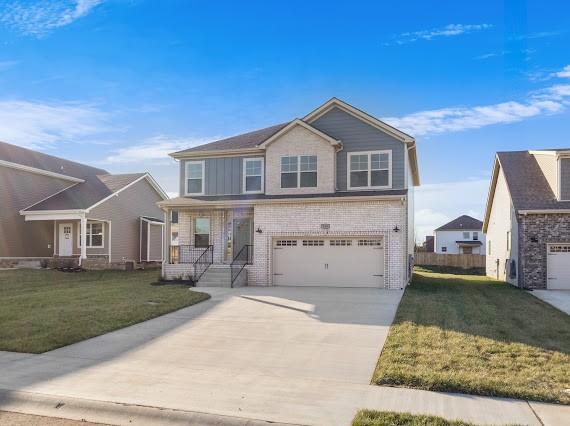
[393,225,400,233]
[256,227,263,234]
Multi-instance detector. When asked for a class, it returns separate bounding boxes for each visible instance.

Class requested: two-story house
[484,149,570,290]
[434,215,485,254]
[158,98,420,289]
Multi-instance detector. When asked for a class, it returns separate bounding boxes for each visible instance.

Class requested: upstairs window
[281,156,298,188]
[243,158,264,193]
[300,155,317,187]
[281,155,318,188]
[185,161,204,195]
[463,231,470,239]
[348,151,391,189]
[473,231,478,241]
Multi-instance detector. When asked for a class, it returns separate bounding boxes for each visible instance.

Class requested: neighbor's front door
[59,223,73,256]
[233,218,252,260]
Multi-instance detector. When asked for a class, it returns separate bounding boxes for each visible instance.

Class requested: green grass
[0,269,210,353]
[353,410,477,426]
[374,271,570,404]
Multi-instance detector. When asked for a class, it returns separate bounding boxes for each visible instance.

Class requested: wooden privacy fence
[414,252,485,269]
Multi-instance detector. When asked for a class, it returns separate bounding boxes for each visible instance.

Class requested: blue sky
[1,0,569,241]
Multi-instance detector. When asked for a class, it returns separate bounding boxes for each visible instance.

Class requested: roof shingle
[435,215,483,231]
[497,151,570,211]
[171,122,290,155]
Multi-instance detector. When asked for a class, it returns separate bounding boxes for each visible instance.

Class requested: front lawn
[0,269,210,353]
[373,271,570,404]
[353,410,477,426]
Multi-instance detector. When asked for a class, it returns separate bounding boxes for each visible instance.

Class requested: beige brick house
[159,98,420,289]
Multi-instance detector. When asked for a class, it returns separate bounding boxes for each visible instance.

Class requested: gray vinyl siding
[560,158,570,200]
[0,166,72,257]
[148,224,163,260]
[180,156,264,196]
[88,179,164,262]
[310,106,406,191]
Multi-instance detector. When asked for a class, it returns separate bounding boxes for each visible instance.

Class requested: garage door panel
[547,244,570,290]
[273,238,384,288]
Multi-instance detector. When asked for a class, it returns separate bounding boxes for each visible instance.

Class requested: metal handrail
[230,244,252,287]
[171,245,208,264]
[193,245,213,283]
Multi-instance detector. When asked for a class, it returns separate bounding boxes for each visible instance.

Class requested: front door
[233,218,252,259]
[59,223,73,256]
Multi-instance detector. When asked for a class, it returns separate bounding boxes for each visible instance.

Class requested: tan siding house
[0,141,168,269]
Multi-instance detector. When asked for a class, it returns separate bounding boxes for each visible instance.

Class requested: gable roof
[0,141,168,213]
[435,215,483,231]
[257,119,341,149]
[23,173,149,211]
[303,97,415,143]
[482,151,570,230]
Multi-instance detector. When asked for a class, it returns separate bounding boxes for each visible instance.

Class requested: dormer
[530,149,570,201]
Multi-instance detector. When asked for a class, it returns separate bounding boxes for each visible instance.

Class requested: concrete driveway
[531,290,570,315]
[0,286,403,426]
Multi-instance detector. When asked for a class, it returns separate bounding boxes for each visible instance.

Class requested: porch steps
[197,265,233,287]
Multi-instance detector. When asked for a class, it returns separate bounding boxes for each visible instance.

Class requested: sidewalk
[1,384,568,426]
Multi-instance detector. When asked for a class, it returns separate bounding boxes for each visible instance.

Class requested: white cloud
[386,24,493,45]
[555,65,570,79]
[414,179,490,243]
[103,135,217,164]
[0,99,108,148]
[383,65,570,137]
[0,0,104,36]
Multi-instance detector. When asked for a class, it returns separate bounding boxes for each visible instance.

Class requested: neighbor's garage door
[273,238,384,287]
[547,244,570,290]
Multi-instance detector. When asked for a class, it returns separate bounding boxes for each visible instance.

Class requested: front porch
[19,211,110,268]
[163,207,254,285]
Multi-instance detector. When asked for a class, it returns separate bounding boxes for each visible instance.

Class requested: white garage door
[273,238,384,287]
[547,244,570,290]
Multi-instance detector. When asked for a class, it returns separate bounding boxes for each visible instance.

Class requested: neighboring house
[434,215,485,254]
[423,235,434,252]
[158,98,420,289]
[483,149,570,290]
[0,141,168,269]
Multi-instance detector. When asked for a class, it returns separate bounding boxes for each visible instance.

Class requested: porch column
[80,215,87,265]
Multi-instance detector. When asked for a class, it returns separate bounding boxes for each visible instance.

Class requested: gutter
[157,194,406,210]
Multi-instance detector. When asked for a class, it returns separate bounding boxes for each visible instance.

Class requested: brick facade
[518,213,570,289]
[167,199,408,289]
[251,199,406,289]
[265,125,336,195]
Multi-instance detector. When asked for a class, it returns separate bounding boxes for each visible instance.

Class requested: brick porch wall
[250,199,406,289]
[518,213,570,289]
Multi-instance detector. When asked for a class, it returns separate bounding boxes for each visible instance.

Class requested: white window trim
[242,157,265,194]
[347,150,392,190]
[77,221,105,249]
[280,155,318,189]
[185,160,205,196]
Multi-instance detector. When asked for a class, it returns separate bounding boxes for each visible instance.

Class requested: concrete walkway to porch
[0,286,567,425]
